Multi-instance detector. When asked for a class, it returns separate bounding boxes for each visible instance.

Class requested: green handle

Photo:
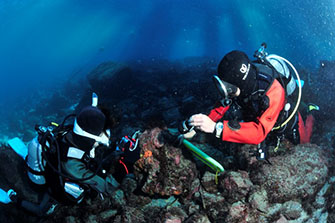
[182,139,224,173]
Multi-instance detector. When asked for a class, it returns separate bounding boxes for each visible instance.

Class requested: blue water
[0,0,334,135]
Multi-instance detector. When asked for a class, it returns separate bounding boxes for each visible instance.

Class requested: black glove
[100,147,124,168]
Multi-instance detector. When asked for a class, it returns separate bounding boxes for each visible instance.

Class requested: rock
[158,97,178,110]
[86,215,98,223]
[120,206,146,223]
[280,201,303,220]
[121,175,138,196]
[164,217,182,223]
[185,202,200,216]
[109,189,126,208]
[226,201,250,223]
[86,61,135,100]
[201,171,220,193]
[143,196,180,210]
[274,215,289,223]
[184,213,211,223]
[219,170,253,203]
[189,178,201,200]
[124,194,151,208]
[200,189,227,221]
[99,209,117,221]
[308,61,335,120]
[267,203,282,216]
[65,216,78,223]
[162,207,188,223]
[250,144,328,203]
[248,188,269,213]
[314,176,335,210]
[327,213,335,223]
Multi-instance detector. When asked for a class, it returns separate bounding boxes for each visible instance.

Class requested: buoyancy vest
[232,60,298,132]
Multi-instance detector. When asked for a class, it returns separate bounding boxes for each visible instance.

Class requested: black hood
[217,50,257,97]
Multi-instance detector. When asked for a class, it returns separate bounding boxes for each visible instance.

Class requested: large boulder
[134,128,198,196]
[250,144,328,203]
[86,61,135,100]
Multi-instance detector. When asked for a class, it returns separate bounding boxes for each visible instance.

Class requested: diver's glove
[100,147,125,169]
[178,119,196,139]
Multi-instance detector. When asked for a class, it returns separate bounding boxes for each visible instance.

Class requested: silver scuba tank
[26,137,46,185]
[266,54,296,96]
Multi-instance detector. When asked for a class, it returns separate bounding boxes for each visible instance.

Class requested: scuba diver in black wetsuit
[1,93,141,217]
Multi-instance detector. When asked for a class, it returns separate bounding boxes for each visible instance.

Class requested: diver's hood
[72,92,110,147]
[217,50,258,97]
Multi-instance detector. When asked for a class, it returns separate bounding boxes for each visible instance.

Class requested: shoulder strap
[253,62,290,93]
[242,63,275,102]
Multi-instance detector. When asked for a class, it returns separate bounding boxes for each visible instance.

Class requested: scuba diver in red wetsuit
[180,44,319,160]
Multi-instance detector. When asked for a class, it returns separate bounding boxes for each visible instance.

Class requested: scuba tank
[7,135,47,186]
[266,54,296,96]
[26,136,46,185]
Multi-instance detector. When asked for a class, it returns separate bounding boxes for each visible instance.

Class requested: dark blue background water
[0,0,334,136]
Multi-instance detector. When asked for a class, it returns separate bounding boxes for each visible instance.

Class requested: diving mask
[212,75,239,107]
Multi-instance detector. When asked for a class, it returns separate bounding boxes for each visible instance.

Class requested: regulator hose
[268,55,302,130]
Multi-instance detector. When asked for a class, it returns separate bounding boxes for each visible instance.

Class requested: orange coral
[142,150,153,158]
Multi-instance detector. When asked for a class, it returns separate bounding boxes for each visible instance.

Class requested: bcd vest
[230,61,298,134]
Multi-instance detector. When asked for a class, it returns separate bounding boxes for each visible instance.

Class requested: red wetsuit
[208,79,313,144]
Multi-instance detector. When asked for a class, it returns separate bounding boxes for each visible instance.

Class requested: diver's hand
[189,114,216,133]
